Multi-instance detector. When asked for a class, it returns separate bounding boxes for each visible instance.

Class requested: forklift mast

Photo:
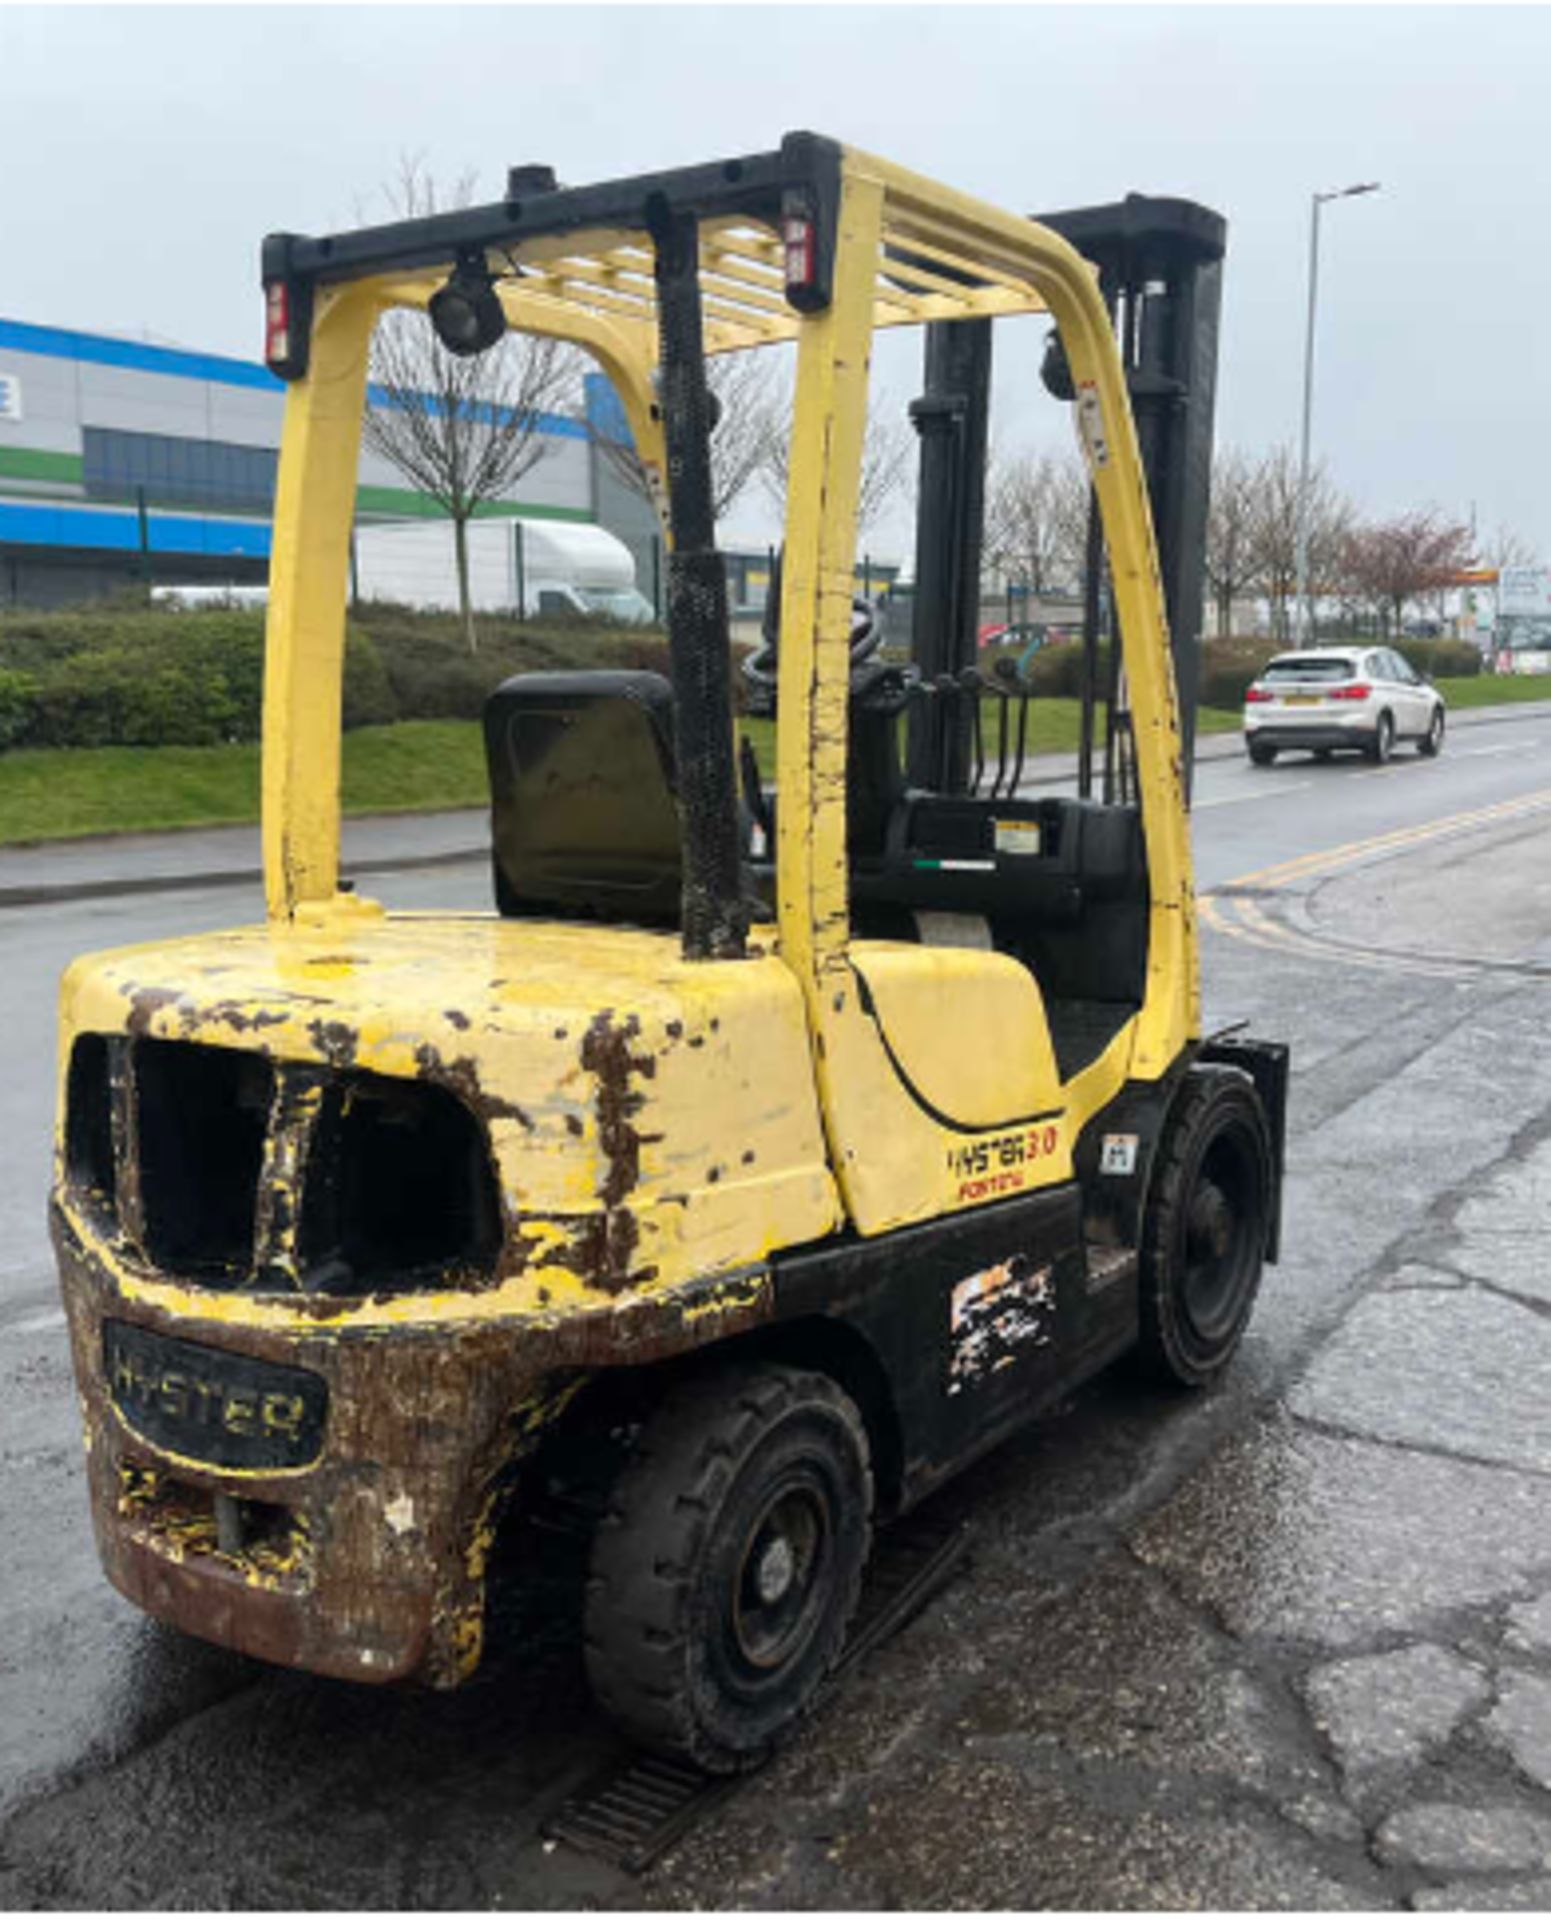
[905,194,1225,801]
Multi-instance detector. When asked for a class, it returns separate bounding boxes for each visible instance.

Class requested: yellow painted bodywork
[58,915,838,1332]
[61,132,1196,1311]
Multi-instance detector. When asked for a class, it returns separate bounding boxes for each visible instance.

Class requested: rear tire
[1247,740,1278,766]
[1366,710,1395,764]
[584,1364,872,1774]
[1136,1066,1272,1389]
[1418,706,1445,757]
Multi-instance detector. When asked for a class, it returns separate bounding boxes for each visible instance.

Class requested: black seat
[484,671,681,924]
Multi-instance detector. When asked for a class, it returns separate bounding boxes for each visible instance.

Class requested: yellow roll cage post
[261,140,1196,1163]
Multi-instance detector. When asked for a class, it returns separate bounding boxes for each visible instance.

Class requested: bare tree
[1340,509,1475,640]
[982,449,1088,595]
[361,160,578,651]
[1205,446,1265,638]
[591,349,782,526]
[1249,444,1352,641]
[854,410,915,536]
[1479,523,1536,570]
[760,383,914,538]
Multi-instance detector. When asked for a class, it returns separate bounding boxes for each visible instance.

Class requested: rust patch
[580,1012,656,1210]
[556,1209,643,1295]
[412,1043,533,1130]
[51,1208,779,1690]
[307,1018,359,1070]
[123,986,181,1038]
[200,1002,290,1034]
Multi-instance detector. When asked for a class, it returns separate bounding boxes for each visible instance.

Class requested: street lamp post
[1295,181,1379,645]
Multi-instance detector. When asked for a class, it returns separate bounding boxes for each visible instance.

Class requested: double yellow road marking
[1199,785,1551,979]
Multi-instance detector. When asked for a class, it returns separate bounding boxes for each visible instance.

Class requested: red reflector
[264,281,290,368]
[1244,686,1273,703]
[1330,682,1371,701]
[783,213,815,291]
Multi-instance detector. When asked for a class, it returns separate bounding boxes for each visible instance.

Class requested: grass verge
[0,721,488,845]
[0,683,1533,847]
[1434,673,1551,707]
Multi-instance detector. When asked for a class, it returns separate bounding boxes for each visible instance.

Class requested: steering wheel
[744,593,885,699]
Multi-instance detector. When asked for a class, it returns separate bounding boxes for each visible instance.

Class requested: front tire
[1136,1066,1273,1389]
[1418,706,1445,757]
[1366,710,1395,764]
[585,1364,872,1774]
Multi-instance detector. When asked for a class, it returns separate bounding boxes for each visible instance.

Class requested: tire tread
[584,1363,872,1772]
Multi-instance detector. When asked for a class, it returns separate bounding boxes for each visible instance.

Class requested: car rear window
[1262,658,1356,682]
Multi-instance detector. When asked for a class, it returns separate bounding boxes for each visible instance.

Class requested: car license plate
[1282,693,1320,706]
[103,1320,328,1471]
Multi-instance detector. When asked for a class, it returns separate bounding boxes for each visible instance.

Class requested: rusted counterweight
[51,912,838,1680]
[56,1209,777,1683]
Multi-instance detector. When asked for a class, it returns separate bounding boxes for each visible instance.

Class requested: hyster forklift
[52,135,1287,1774]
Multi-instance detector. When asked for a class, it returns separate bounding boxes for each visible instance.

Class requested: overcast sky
[4,4,1547,557]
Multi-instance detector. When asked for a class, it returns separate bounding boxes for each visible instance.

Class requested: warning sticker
[994,819,1043,856]
[1076,380,1110,470]
[1100,1133,1139,1176]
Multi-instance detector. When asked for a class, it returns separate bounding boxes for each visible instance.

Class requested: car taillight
[1245,686,1273,703]
[1330,682,1372,701]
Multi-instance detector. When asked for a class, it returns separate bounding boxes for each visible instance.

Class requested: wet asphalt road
[4,706,1551,1909]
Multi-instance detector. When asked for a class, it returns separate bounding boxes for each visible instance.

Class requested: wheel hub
[754,1534,797,1605]
[1188,1181,1234,1262]
[731,1483,829,1672]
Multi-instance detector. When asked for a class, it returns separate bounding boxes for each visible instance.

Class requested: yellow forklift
[52,135,1286,1775]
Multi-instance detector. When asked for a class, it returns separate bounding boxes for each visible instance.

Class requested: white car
[1243,646,1446,766]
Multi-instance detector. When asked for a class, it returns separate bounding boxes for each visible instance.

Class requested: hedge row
[0,599,1487,753]
[985,632,1482,714]
[0,600,670,752]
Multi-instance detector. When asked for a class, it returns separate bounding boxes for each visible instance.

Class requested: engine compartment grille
[63,1035,503,1297]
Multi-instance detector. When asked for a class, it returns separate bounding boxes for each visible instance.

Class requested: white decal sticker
[994,819,1043,857]
[948,1256,1055,1396]
[1100,1133,1139,1176]
[1075,380,1110,470]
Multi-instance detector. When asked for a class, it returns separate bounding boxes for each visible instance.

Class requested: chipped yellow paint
[680,1269,772,1325]
[57,914,841,1331]
[439,1373,589,1683]
[117,1463,314,1592]
[447,1486,501,1679]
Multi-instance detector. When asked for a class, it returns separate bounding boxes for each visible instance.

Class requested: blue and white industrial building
[0,316,634,607]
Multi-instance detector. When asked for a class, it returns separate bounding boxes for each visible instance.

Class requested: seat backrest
[484,670,681,924]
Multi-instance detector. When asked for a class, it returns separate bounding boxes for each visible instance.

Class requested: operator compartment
[754,647,1152,1084]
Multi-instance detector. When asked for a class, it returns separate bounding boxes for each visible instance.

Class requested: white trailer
[353,518,655,623]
